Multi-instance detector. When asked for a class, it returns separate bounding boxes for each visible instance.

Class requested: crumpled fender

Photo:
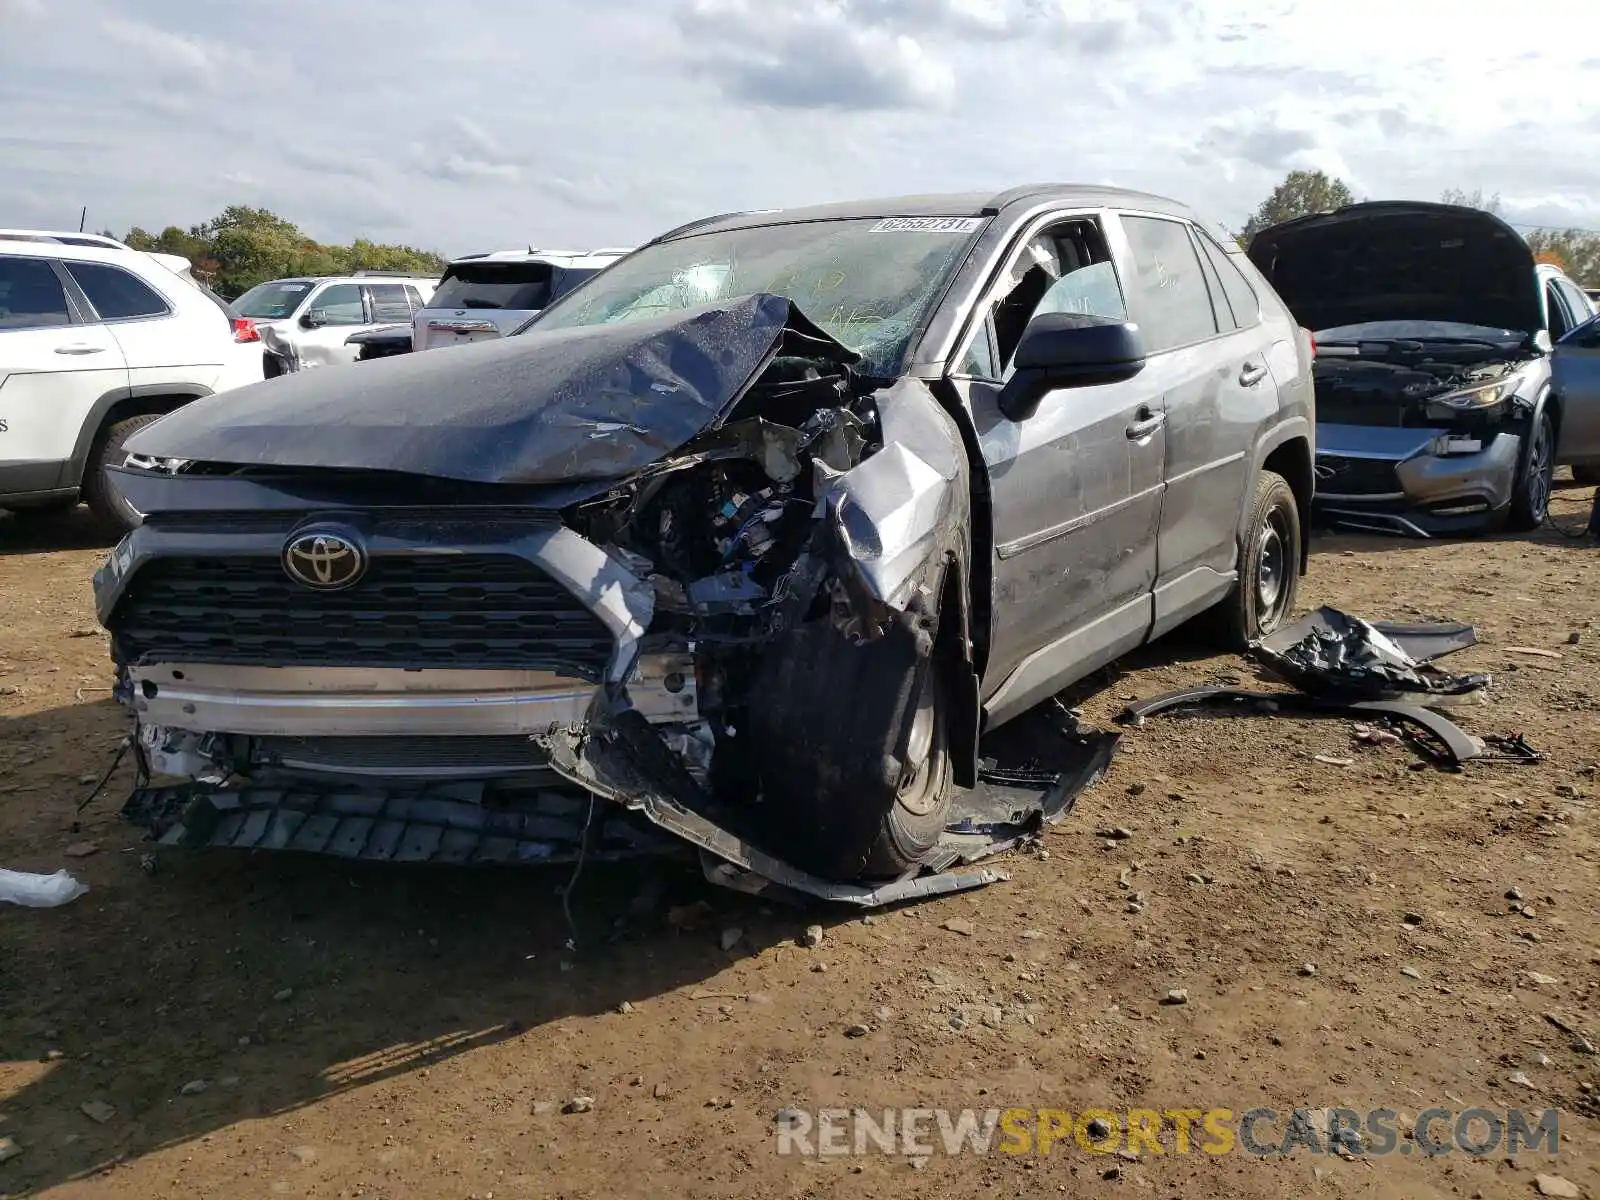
[819,377,970,612]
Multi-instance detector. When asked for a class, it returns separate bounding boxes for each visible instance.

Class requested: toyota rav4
[95,185,1314,894]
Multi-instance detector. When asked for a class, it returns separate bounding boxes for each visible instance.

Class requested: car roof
[0,228,128,248]
[0,237,162,266]
[651,184,1207,242]
[445,248,632,268]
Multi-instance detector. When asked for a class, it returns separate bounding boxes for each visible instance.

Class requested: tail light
[1304,327,1317,358]
[231,317,260,343]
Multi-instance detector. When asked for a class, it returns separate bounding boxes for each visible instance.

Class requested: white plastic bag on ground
[0,868,89,907]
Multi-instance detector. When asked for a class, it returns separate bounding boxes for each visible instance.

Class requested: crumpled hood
[1246,202,1542,336]
[127,293,858,487]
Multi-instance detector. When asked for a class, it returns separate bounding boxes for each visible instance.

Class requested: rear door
[62,258,223,393]
[414,261,555,350]
[1115,215,1271,638]
[0,254,128,492]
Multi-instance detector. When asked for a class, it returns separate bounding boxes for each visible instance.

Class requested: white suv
[232,272,439,375]
[412,248,629,351]
[0,237,264,530]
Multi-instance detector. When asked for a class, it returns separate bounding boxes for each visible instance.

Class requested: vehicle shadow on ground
[0,507,116,557]
[0,703,811,1194]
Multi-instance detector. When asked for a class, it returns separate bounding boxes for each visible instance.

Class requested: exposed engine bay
[98,294,1119,906]
[1312,345,1529,430]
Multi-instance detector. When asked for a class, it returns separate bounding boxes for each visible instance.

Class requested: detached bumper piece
[1120,606,1532,770]
[122,781,683,864]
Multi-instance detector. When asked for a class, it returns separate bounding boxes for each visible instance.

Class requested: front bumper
[1312,423,1521,537]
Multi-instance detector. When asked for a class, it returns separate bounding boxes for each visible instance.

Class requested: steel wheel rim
[896,686,941,816]
[1256,516,1287,623]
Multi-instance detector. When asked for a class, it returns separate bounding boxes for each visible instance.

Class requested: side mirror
[301,309,327,330]
[997,313,1147,422]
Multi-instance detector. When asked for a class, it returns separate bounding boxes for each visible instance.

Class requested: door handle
[1239,361,1268,387]
[1125,407,1166,440]
[54,344,106,355]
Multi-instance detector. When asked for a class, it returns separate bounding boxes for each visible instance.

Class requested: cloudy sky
[2,0,1595,257]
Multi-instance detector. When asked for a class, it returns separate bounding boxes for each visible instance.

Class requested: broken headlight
[1424,378,1515,422]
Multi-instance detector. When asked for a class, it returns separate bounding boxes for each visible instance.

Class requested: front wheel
[1508,409,1555,531]
[1211,470,1302,650]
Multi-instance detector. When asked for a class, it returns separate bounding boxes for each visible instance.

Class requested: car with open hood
[1247,201,1594,537]
[92,185,1313,901]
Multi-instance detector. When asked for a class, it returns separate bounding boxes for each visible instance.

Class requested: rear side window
[368,283,412,322]
[430,262,554,311]
[1119,215,1219,352]
[404,285,426,312]
[65,261,170,320]
[0,257,74,329]
[1197,233,1261,328]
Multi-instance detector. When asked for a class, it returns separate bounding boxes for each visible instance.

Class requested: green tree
[1525,229,1600,286]
[117,206,447,297]
[1240,170,1356,241]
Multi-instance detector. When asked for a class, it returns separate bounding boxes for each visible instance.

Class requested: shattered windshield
[529,217,985,375]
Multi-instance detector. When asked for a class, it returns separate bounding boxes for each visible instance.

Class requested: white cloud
[0,0,1595,258]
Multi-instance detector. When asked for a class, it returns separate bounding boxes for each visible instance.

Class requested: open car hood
[1246,202,1542,336]
[127,293,858,487]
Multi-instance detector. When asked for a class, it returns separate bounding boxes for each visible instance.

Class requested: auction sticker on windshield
[870,217,984,234]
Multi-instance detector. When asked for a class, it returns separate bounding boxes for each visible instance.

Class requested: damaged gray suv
[94,185,1314,897]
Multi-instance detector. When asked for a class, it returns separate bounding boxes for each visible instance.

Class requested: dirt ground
[1,488,1597,1200]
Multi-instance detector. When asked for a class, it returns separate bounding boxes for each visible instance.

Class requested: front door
[946,216,1164,727]
[297,282,369,368]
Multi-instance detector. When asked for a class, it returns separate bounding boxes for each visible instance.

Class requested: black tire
[1508,408,1555,531]
[745,618,954,882]
[1212,470,1302,651]
[1569,465,1600,486]
[82,413,163,534]
[861,669,954,879]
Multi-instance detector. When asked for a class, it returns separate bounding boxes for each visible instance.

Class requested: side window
[368,284,412,323]
[1197,233,1261,329]
[65,261,170,320]
[1556,278,1593,324]
[1191,229,1236,332]
[310,283,366,326]
[404,285,425,313]
[1119,215,1221,352]
[0,257,74,329]
[1546,281,1573,340]
[963,218,1126,379]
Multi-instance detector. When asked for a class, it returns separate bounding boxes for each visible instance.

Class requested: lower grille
[110,555,614,675]
[255,735,556,780]
[1316,456,1400,497]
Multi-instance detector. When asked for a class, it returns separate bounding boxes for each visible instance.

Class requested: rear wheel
[82,413,163,534]
[1211,470,1302,650]
[1570,465,1600,486]
[1508,408,1555,531]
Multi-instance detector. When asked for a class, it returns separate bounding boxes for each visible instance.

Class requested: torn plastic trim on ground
[1249,606,1490,700]
[536,692,1120,906]
[120,699,1119,908]
[1119,686,1485,767]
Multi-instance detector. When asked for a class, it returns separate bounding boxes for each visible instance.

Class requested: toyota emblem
[282,530,367,590]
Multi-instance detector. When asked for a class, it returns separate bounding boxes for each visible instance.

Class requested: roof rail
[649,211,757,245]
[587,246,634,256]
[351,269,437,278]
